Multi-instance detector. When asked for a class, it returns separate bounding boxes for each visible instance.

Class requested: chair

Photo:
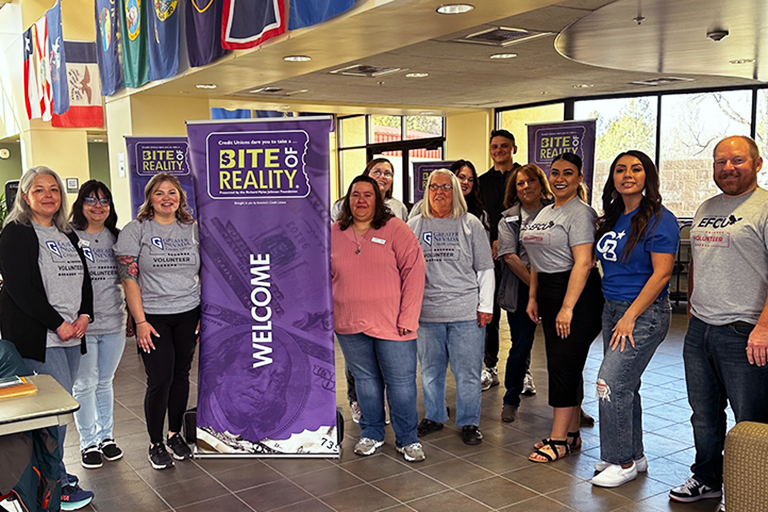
[723,421,768,511]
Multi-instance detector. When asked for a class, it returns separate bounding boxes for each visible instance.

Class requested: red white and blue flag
[221,0,285,50]
[52,42,104,128]
[23,26,41,120]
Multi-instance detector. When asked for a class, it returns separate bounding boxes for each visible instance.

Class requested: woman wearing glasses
[332,158,408,221]
[69,181,128,470]
[408,169,495,446]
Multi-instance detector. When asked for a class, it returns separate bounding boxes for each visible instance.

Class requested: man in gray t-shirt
[669,136,768,505]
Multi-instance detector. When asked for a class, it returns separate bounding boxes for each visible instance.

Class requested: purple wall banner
[124,136,197,218]
[527,120,596,202]
[411,160,454,203]
[186,117,337,457]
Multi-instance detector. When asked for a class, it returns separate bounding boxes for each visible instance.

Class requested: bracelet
[135,320,148,326]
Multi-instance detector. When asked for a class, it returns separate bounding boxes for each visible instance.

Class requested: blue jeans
[335,332,418,446]
[502,285,538,407]
[597,298,670,465]
[73,331,126,450]
[683,316,768,488]
[24,346,82,483]
[418,320,484,427]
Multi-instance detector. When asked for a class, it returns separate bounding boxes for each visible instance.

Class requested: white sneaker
[481,367,499,391]
[350,401,361,424]
[353,437,383,456]
[595,454,648,473]
[522,371,537,395]
[396,442,425,462]
[591,462,638,488]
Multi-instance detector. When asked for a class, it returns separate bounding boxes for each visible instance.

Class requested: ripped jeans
[596,297,671,465]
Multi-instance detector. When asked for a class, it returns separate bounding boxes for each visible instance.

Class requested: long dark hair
[450,160,485,219]
[597,150,663,261]
[362,158,395,199]
[70,180,119,239]
[338,175,393,230]
[551,152,588,202]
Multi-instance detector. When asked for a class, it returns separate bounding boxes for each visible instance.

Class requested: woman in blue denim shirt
[592,150,680,487]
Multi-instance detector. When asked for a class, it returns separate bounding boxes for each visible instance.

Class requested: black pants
[537,269,603,408]
[484,261,503,368]
[140,307,200,445]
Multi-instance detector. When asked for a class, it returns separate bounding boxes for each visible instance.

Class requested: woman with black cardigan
[0,166,95,510]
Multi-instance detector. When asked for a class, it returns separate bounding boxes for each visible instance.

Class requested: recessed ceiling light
[405,72,429,78]
[490,53,517,59]
[196,84,217,89]
[573,83,594,88]
[283,55,311,62]
[419,111,438,115]
[436,4,474,15]
[729,58,755,64]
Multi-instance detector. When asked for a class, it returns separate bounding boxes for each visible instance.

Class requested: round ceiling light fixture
[436,4,474,15]
[490,53,517,59]
[283,55,312,62]
[406,72,429,78]
[195,84,217,89]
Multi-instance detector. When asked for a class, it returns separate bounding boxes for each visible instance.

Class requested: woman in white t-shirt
[331,158,409,222]
[115,173,200,471]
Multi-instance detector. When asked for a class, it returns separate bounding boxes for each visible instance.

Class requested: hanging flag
[221,0,285,50]
[52,42,104,128]
[186,0,226,67]
[120,0,149,88]
[95,0,123,96]
[211,107,251,119]
[288,0,354,30]
[23,26,41,120]
[147,0,179,80]
[34,15,52,121]
[47,0,69,115]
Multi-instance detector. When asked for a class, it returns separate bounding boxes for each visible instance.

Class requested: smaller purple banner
[125,136,197,218]
[527,120,596,202]
[411,160,454,203]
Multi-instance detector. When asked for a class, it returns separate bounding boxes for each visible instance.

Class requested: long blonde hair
[5,166,71,232]
[136,173,194,224]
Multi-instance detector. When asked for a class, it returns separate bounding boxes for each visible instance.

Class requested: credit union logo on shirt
[46,241,62,258]
[151,237,165,250]
[596,230,626,262]
[697,215,742,229]
[423,232,433,246]
[82,247,95,263]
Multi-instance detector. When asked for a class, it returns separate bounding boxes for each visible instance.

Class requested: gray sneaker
[396,442,425,462]
[522,371,537,395]
[481,367,499,391]
[353,437,384,456]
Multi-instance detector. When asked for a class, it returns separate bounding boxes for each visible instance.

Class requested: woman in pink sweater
[331,175,426,463]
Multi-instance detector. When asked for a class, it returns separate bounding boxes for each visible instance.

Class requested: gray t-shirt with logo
[76,228,127,335]
[114,219,201,315]
[690,187,768,325]
[497,203,546,266]
[408,214,494,322]
[33,223,83,348]
[521,198,597,274]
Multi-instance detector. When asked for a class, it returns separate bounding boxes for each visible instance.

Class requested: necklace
[353,231,364,254]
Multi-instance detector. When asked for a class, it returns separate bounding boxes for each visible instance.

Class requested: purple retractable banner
[411,160,454,203]
[186,117,337,457]
[527,120,596,203]
[124,136,197,219]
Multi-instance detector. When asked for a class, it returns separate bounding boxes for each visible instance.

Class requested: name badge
[371,237,386,245]
[505,216,519,223]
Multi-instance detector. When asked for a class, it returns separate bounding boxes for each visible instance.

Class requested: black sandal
[529,439,570,463]
[567,430,581,450]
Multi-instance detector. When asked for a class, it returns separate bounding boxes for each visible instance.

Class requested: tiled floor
[57,307,730,512]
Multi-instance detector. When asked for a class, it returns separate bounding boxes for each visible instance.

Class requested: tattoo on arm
[116,255,139,282]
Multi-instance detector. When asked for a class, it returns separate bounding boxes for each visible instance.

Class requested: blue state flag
[95,0,123,95]
[46,0,69,115]
[288,0,354,30]
[147,0,179,80]
[222,0,285,50]
[186,0,226,67]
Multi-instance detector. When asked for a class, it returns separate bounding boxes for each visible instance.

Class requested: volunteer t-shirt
[76,228,127,334]
[596,207,680,301]
[113,219,201,315]
[690,188,768,325]
[522,198,597,274]
[33,223,83,348]
[497,203,546,266]
[408,214,494,322]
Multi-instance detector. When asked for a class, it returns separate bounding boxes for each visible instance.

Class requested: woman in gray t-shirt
[114,173,200,470]
[522,153,604,463]
[70,180,128,469]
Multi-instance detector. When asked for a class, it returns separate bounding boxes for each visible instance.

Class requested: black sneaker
[167,433,193,460]
[461,425,483,445]
[80,445,103,469]
[417,418,444,437]
[148,443,175,470]
[99,439,123,461]
[669,477,722,502]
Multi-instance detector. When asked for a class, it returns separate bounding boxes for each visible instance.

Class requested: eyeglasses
[369,170,394,178]
[84,197,110,206]
[428,184,453,191]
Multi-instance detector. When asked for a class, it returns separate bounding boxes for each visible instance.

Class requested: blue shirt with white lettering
[595,206,679,301]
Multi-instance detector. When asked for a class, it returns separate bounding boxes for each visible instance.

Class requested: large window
[660,90,751,217]
[498,103,564,165]
[754,89,768,189]
[574,97,658,210]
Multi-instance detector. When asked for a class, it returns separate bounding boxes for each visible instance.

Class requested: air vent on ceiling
[630,77,695,86]
[454,27,552,47]
[329,65,403,77]
[248,87,309,96]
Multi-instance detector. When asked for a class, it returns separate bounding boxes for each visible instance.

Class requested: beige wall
[445,110,492,173]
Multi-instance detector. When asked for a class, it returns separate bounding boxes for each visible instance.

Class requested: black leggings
[140,307,200,445]
[537,268,603,408]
